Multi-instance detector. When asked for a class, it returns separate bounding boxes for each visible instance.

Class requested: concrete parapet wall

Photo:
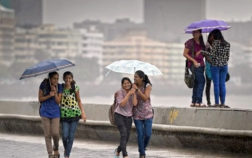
[0,101,252,153]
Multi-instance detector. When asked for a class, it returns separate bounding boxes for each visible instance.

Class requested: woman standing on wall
[183,29,206,107]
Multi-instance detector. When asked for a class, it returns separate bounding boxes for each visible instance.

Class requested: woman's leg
[211,66,220,105]
[205,75,211,105]
[41,117,53,155]
[51,118,60,155]
[194,67,205,104]
[65,120,79,157]
[61,121,70,157]
[115,113,129,157]
[220,65,228,105]
[134,119,145,157]
[143,118,153,150]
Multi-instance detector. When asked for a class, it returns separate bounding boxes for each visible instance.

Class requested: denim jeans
[61,120,79,157]
[191,66,205,103]
[211,65,228,105]
[115,113,132,157]
[134,118,153,156]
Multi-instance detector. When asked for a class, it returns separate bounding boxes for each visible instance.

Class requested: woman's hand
[81,112,87,123]
[193,61,200,68]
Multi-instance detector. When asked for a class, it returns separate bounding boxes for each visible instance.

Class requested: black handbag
[184,41,195,88]
[184,61,195,88]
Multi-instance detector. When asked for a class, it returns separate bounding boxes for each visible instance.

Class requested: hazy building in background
[103,30,184,82]
[1,0,42,28]
[37,24,81,59]
[0,3,15,66]
[14,27,38,63]
[144,0,206,42]
[78,26,104,81]
[74,18,144,41]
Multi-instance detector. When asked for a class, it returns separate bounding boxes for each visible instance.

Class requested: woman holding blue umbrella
[39,71,62,158]
[183,29,206,107]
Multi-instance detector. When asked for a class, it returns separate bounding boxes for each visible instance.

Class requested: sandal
[54,150,60,158]
[199,103,206,107]
[220,104,230,108]
[190,103,195,107]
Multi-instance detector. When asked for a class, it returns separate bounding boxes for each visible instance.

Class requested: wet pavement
[0,133,250,158]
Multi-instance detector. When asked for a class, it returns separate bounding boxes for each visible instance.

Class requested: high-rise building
[0,3,15,66]
[1,0,42,28]
[144,0,206,42]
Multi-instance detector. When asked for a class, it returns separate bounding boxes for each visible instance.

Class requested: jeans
[134,118,153,156]
[41,117,60,155]
[115,113,132,157]
[191,66,205,103]
[211,65,228,105]
[61,120,79,157]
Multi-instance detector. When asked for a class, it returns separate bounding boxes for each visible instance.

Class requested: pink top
[115,89,134,117]
[133,84,153,120]
[185,38,205,67]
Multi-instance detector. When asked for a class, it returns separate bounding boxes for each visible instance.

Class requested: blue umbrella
[20,59,75,80]
[185,19,231,33]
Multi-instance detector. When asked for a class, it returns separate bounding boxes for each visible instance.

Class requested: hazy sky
[44,0,252,27]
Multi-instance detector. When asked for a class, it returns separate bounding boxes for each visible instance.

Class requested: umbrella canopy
[105,60,162,76]
[20,59,75,80]
[185,19,231,33]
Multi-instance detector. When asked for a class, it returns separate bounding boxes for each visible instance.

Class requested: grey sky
[44,0,252,27]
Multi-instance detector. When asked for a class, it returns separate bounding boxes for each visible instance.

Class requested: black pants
[115,113,132,157]
[205,74,211,105]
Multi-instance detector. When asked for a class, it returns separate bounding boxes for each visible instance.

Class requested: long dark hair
[135,70,152,88]
[198,30,206,50]
[211,29,228,46]
[62,71,76,94]
[41,71,59,95]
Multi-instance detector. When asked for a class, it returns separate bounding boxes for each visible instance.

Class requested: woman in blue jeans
[183,29,206,107]
[132,70,154,158]
[203,29,230,107]
[60,71,87,158]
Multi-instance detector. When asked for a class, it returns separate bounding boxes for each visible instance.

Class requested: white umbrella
[105,60,162,76]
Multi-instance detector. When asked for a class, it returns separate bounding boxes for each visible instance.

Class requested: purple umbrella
[185,19,231,33]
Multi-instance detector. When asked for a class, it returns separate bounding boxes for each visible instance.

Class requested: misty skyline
[43,0,252,27]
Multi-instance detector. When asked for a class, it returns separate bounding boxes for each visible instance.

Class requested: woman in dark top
[183,29,206,107]
[203,29,230,108]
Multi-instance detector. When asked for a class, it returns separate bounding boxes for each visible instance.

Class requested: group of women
[38,28,230,158]
[39,70,153,158]
[183,29,230,108]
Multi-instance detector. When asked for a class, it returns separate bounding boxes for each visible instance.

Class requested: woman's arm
[132,92,138,106]
[76,90,87,121]
[136,85,151,102]
[183,48,200,67]
[38,89,53,102]
[117,88,135,107]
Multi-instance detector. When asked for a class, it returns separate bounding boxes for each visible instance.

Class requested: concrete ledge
[0,101,252,153]
[0,114,252,153]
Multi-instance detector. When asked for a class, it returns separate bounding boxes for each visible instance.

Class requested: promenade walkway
[0,133,249,158]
